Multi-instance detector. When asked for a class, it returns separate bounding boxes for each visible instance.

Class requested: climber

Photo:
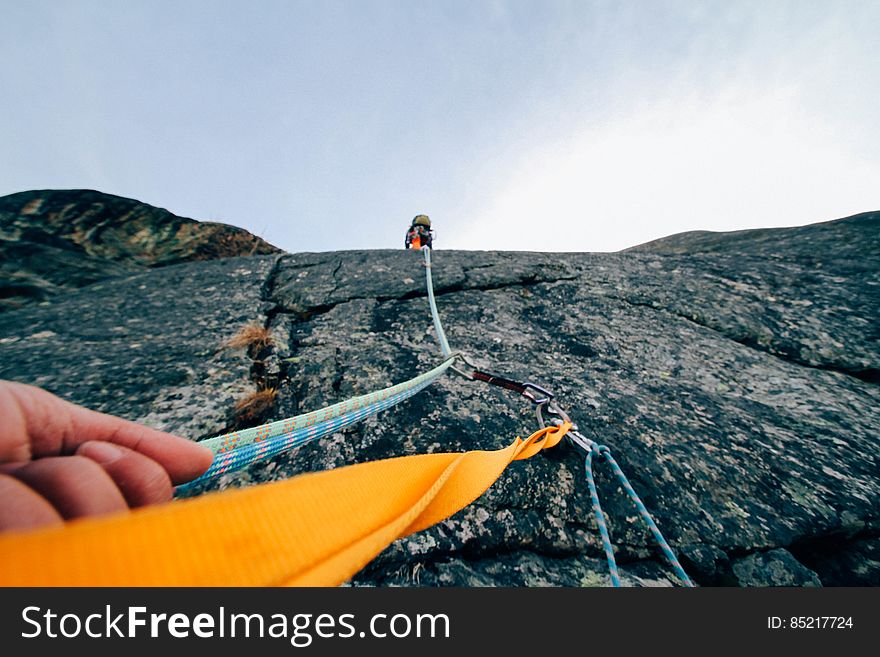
[404,214,433,250]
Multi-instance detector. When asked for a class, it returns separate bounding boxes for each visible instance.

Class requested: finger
[0,382,35,462]
[76,441,172,507]
[0,462,28,475]
[9,456,128,520]
[1,381,213,484]
[0,474,63,532]
[67,411,214,485]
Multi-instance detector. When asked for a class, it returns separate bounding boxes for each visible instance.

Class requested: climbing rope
[422,246,452,356]
[585,445,694,586]
[583,454,620,584]
[182,356,455,487]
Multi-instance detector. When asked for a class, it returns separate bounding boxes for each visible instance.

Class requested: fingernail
[82,441,123,464]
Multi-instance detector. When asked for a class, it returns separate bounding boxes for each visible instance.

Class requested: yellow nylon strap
[0,423,570,586]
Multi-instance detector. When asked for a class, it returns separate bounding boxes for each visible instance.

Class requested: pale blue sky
[2,0,878,252]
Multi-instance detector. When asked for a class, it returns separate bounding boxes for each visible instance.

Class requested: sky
[1,0,878,253]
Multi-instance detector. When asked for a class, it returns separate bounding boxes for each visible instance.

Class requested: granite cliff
[0,189,281,311]
[0,192,877,587]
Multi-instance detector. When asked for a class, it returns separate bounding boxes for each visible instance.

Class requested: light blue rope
[199,357,455,456]
[178,357,454,492]
[178,377,440,491]
[584,448,621,586]
[422,247,451,357]
[584,444,694,587]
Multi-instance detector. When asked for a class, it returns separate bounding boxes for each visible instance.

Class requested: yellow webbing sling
[0,423,570,586]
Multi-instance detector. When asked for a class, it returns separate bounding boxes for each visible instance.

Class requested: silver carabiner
[536,399,571,428]
[536,400,595,454]
[521,382,554,405]
[448,352,479,380]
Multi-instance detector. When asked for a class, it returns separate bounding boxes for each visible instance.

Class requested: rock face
[730,548,822,587]
[0,198,878,587]
[0,189,281,311]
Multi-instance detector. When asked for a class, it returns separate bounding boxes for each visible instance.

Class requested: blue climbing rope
[179,371,445,490]
[179,356,456,489]
[422,246,451,357]
[584,448,622,586]
[585,444,694,587]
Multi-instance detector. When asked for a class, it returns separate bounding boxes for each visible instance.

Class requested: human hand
[0,380,213,532]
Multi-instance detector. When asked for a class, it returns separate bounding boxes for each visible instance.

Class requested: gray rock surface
[0,256,276,439]
[0,189,281,311]
[0,208,878,587]
[731,548,822,587]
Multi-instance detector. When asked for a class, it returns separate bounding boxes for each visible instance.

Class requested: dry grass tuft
[232,388,277,426]
[225,323,273,355]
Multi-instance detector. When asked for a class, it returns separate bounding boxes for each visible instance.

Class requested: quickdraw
[444,343,693,586]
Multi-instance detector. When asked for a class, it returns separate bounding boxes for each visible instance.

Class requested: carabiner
[449,352,479,380]
[521,381,554,405]
[536,399,572,428]
[536,400,595,454]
